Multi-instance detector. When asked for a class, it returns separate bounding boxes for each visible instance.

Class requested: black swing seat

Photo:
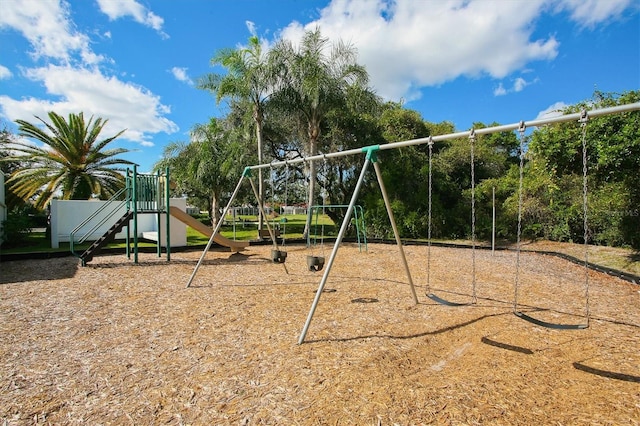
[427,293,474,307]
[307,255,325,272]
[514,311,588,330]
[271,249,287,263]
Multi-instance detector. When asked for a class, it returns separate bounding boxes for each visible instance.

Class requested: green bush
[1,208,33,247]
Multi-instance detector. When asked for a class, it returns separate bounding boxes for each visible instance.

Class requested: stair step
[80,211,133,265]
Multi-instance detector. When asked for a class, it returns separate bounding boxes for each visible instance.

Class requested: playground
[1,242,638,424]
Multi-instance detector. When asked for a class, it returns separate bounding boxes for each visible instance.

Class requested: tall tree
[528,90,640,248]
[154,118,246,226]
[198,35,274,230]
[0,121,24,210]
[270,27,369,236]
[0,112,132,209]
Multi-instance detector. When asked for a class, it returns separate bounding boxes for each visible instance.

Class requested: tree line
[1,27,638,250]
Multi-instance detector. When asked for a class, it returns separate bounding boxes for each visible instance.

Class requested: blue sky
[1,0,638,173]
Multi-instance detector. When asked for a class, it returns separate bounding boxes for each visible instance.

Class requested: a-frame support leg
[186,170,247,288]
[371,160,418,304]
[298,147,418,344]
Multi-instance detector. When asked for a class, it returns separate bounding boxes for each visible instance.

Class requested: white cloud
[170,67,192,85]
[494,76,538,96]
[557,0,637,28]
[96,0,167,37]
[0,65,12,80]
[513,78,528,92]
[0,65,178,147]
[536,101,569,120]
[246,21,257,36]
[494,83,507,97]
[277,0,635,101]
[0,0,176,148]
[0,0,102,64]
[278,0,560,101]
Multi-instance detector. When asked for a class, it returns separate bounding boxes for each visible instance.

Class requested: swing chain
[514,121,526,311]
[282,162,289,246]
[469,130,477,303]
[269,164,275,219]
[321,156,328,255]
[580,110,590,325]
[426,136,433,293]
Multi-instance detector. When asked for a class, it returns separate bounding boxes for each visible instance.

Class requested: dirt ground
[1,243,639,425]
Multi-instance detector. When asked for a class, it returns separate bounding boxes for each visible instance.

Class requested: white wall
[51,198,187,248]
[156,198,187,248]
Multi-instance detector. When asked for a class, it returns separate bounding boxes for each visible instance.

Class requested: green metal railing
[308,204,367,252]
[69,186,129,258]
[69,165,171,263]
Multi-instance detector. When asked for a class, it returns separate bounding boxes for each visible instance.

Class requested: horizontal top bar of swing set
[247,102,640,171]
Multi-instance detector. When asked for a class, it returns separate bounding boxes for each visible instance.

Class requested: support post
[492,186,495,256]
[298,152,373,344]
[133,165,139,264]
[125,169,131,259]
[156,170,162,258]
[185,168,248,288]
[165,167,171,262]
[372,160,419,304]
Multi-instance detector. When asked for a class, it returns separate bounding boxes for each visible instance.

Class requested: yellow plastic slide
[169,206,247,252]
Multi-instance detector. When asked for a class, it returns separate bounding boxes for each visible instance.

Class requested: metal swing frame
[298,146,419,343]
[183,102,639,341]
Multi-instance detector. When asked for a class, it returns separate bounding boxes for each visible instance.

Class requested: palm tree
[1,111,132,209]
[198,35,275,230]
[269,27,369,236]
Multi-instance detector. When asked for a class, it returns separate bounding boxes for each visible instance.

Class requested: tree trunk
[210,192,221,228]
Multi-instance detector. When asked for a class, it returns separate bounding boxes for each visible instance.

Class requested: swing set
[184,101,639,343]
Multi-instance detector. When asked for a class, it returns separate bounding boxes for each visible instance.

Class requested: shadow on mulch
[573,360,640,383]
[304,311,509,343]
[0,256,79,284]
[84,251,265,270]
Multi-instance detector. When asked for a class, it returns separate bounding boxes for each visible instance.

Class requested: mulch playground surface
[1,243,638,425]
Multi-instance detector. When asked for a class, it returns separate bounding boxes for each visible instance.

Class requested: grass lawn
[2,214,637,279]
[1,214,338,255]
[213,213,337,243]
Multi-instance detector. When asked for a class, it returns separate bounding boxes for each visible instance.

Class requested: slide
[169,206,247,252]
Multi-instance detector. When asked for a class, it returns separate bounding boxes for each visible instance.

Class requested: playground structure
[308,204,367,252]
[186,101,640,344]
[68,166,247,265]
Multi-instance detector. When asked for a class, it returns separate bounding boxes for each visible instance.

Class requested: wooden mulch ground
[1,243,639,425]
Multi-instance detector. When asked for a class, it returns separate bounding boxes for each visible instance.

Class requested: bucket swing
[307,253,324,271]
[272,249,287,263]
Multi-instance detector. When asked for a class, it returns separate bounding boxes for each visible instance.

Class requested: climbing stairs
[80,211,133,266]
